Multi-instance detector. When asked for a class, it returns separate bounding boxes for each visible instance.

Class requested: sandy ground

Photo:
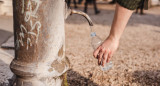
[0,4,160,86]
[65,4,160,86]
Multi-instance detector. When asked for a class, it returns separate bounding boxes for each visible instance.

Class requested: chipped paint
[58,45,64,58]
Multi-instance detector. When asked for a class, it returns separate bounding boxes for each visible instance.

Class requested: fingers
[102,50,108,66]
[93,45,114,66]
[107,51,113,63]
[93,46,101,59]
[98,47,105,65]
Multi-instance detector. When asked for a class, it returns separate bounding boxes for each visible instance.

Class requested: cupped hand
[93,36,119,66]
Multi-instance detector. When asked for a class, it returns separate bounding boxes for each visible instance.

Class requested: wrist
[108,34,120,42]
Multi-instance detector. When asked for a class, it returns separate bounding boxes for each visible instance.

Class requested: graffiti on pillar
[17,0,42,50]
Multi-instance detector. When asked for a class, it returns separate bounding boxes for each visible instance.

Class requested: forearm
[94,0,145,65]
[109,3,133,41]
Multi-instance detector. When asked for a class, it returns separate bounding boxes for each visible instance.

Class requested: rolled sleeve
[117,0,142,10]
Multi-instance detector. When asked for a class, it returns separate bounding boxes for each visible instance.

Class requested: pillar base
[16,77,63,86]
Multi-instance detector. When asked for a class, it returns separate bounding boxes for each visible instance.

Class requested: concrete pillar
[10,0,70,85]
[10,0,93,86]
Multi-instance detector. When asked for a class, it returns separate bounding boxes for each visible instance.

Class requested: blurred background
[0,0,160,86]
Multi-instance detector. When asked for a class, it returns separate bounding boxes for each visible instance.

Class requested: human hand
[93,36,119,66]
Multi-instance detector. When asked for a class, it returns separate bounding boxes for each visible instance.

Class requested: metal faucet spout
[71,9,93,26]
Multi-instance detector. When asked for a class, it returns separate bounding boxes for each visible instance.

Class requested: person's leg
[135,8,139,14]
[67,0,71,7]
[140,1,144,14]
[93,0,100,14]
[84,0,88,13]
[140,6,144,14]
[74,0,78,8]
[78,0,83,4]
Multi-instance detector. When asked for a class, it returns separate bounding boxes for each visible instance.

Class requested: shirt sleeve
[116,0,142,10]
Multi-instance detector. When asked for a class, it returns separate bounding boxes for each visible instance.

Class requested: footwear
[109,1,116,4]
[95,10,100,14]
[74,6,78,8]
[84,11,87,13]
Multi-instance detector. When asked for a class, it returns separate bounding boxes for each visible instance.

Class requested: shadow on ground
[132,70,160,86]
[0,59,11,86]
[67,69,98,86]
[0,29,12,45]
